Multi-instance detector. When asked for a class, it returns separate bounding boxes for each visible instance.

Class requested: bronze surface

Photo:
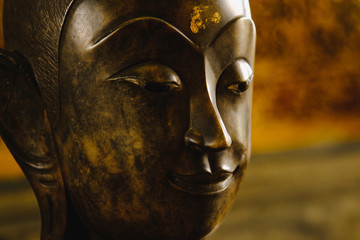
[0,0,255,239]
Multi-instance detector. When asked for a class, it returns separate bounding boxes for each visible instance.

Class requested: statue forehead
[66,0,251,49]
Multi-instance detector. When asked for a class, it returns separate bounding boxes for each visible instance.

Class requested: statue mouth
[168,166,240,195]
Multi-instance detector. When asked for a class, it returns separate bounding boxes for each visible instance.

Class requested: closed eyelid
[108,76,147,87]
[108,62,180,82]
[221,59,253,83]
[107,63,182,93]
[217,59,253,96]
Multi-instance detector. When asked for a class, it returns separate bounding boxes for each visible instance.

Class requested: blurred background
[1,0,360,239]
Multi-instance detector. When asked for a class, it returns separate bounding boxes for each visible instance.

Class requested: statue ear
[0,49,67,240]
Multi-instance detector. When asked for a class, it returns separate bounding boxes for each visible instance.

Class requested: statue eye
[220,59,253,96]
[144,81,180,93]
[108,62,182,93]
[227,81,250,94]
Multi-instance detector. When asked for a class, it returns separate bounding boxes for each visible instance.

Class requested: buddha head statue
[0,0,256,239]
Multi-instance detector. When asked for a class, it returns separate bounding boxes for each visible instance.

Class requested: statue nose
[184,93,232,152]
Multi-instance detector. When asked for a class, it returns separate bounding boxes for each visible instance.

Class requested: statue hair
[3,0,74,125]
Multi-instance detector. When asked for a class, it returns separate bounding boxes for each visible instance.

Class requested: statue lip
[168,166,240,195]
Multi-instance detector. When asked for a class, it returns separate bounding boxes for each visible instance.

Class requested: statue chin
[0,0,256,239]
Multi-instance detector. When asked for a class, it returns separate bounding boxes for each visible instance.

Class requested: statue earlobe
[0,49,67,240]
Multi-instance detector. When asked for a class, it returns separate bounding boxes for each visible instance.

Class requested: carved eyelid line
[108,73,182,94]
[107,63,182,89]
[108,76,147,86]
[108,76,181,90]
[90,17,199,51]
[221,58,254,83]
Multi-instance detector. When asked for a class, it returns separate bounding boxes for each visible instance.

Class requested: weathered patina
[0,0,256,239]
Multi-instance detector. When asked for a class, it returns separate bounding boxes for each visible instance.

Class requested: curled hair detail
[3,0,74,126]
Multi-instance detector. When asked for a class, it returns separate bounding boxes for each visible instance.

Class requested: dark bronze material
[0,0,256,239]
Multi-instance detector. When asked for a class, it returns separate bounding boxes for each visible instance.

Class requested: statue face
[55,0,255,239]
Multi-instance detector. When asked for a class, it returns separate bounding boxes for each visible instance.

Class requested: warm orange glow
[0,139,23,178]
[251,0,360,152]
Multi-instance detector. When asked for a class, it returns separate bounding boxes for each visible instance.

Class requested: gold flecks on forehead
[190,5,221,34]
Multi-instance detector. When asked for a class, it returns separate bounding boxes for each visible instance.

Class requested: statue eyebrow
[208,16,245,47]
[90,17,199,51]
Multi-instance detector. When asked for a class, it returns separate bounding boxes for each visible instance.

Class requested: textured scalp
[3,0,74,125]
